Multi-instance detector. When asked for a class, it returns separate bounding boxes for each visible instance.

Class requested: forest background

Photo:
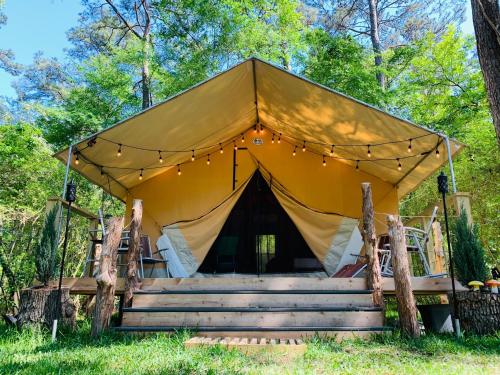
[0,0,498,312]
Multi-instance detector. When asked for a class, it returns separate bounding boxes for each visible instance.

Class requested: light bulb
[329,145,334,157]
[241,134,245,143]
[234,141,238,151]
[117,144,122,157]
[139,169,143,180]
[277,133,281,144]
[158,151,163,163]
[271,134,275,144]
[302,141,306,152]
[191,150,195,162]
[74,154,79,165]
[293,146,297,156]
[407,139,412,153]
[177,164,181,175]
[367,145,371,158]
[436,148,440,158]
[356,160,360,171]
[219,143,224,154]
[206,154,211,165]
[322,156,326,167]
[397,159,402,171]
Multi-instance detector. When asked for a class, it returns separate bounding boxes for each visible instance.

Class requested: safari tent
[53,57,465,335]
[55,57,461,278]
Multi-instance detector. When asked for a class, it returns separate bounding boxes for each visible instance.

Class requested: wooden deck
[53,276,466,295]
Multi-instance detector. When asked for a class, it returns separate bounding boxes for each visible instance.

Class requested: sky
[0,0,475,99]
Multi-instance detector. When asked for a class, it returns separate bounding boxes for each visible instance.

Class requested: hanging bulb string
[73,122,442,184]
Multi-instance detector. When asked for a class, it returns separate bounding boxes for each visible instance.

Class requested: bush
[452,208,488,285]
[34,206,58,286]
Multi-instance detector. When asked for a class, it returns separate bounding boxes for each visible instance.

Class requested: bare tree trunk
[141,3,152,110]
[124,199,143,308]
[368,0,386,90]
[471,0,500,148]
[91,217,123,338]
[17,287,76,329]
[361,183,384,308]
[387,215,420,337]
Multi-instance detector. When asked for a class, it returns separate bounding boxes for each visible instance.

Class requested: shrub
[452,208,488,285]
[34,206,58,286]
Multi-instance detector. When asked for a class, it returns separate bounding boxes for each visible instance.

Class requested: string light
[277,133,281,144]
[177,164,181,175]
[253,124,258,133]
[293,146,297,156]
[435,147,440,158]
[322,155,326,167]
[233,141,238,151]
[241,134,245,143]
[158,151,163,163]
[356,160,360,171]
[139,168,143,180]
[259,124,264,134]
[397,158,402,171]
[329,145,334,157]
[206,154,211,165]
[367,145,371,158]
[117,144,122,157]
[302,141,306,152]
[271,133,275,144]
[219,143,224,154]
[74,153,80,165]
[407,139,412,153]
[191,150,195,161]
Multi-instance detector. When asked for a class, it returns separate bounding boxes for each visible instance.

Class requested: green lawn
[0,322,498,375]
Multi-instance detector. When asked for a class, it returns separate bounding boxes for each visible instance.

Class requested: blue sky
[0,0,475,99]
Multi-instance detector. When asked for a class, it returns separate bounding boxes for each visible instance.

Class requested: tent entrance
[198,171,324,274]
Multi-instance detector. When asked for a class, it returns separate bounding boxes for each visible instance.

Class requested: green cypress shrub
[34,206,59,286]
[452,208,488,285]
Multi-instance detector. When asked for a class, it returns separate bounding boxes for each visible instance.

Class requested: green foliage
[0,320,498,374]
[302,30,385,106]
[452,209,489,284]
[33,207,58,286]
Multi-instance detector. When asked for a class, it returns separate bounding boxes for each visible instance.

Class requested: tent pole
[444,136,457,193]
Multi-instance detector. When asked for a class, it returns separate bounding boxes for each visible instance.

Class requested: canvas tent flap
[55,58,463,203]
[157,173,254,275]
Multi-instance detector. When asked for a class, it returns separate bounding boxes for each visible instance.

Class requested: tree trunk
[471,0,500,148]
[124,199,143,308]
[141,0,152,110]
[368,0,386,90]
[17,287,76,329]
[361,183,384,308]
[387,215,420,337]
[91,217,123,338]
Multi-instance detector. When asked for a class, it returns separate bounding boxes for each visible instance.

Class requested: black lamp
[438,171,460,337]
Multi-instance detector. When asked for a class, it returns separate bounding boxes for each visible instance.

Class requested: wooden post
[361,183,384,307]
[91,217,123,338]
[124,199,143,308]
[387,215,420,337]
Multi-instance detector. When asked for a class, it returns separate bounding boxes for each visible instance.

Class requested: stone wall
[449,291,500,335]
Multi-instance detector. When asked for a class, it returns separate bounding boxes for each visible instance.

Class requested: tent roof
[55,58,462,202]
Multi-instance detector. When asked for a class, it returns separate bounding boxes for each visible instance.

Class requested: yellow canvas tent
[55,58,462,275]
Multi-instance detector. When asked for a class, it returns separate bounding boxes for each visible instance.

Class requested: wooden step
[131,292,374,308]
[134,289,373,294]
[122,310,384,328]
[115,325,391,339]
[123,306,382,313]
[185,336,307,356]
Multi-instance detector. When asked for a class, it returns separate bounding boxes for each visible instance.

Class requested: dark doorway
[198,171,324,274]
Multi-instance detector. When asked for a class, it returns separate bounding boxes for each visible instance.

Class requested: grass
[0,321,498,375]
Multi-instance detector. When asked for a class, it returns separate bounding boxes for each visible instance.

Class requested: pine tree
[452,208,488,285]
[34,206,59,286]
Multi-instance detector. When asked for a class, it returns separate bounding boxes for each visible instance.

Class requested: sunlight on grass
[0,322,498,375]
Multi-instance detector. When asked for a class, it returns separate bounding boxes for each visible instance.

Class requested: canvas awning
[55,58,463,201]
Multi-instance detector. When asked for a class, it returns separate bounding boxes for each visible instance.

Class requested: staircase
[116,277,390,339]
